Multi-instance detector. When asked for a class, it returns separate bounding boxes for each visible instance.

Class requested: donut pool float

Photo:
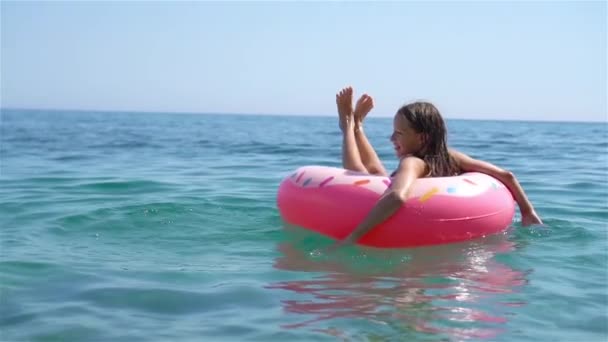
[277,165,515,248]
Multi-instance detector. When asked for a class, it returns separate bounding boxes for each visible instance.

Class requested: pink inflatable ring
[277,165,515,248]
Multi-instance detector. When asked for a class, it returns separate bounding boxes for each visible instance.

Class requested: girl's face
[390,113,423,158]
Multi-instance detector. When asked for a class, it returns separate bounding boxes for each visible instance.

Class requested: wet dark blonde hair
[398,102,461,177]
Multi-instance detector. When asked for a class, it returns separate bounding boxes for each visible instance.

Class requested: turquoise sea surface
[1,109,607,341]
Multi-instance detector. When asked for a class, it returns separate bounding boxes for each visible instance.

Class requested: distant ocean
[1,109,607,341]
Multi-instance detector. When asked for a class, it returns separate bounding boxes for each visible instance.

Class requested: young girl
[335,86,542,246]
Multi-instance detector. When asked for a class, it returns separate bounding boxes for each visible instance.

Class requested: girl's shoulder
[391,155,430,178]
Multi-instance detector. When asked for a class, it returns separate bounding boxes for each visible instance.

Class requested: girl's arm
[449,149,542,226]
[338,157,427,245]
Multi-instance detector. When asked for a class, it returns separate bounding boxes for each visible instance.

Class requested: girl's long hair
[398,102,461,177]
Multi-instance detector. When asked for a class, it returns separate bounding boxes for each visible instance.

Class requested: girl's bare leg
[353,94,387,176]
[336,87,367,173]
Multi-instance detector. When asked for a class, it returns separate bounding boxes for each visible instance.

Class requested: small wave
[1,136,58,145]
[51,154,92,162]
[18,177,78,184]
[78,180,174,193]
[54,201,208,235]
[0,311,37,328]
[87,141,162,149]
[217,140,322,156]
[78,285,273,315]
[511,218,600,244]
[0,260,60,273]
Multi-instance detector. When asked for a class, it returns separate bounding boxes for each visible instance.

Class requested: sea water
[1,109,606,341]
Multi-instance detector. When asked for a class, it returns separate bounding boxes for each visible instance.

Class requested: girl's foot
[336,87,354,132]
[354,94,374,130]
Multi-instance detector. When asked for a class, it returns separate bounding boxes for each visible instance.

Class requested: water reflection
[268,231,528,340]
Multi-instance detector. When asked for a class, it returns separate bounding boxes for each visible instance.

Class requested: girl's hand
[353,94,374,130]
[326,230,361,252]
[521,209,543,226]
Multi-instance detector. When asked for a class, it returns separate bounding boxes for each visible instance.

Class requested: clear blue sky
[1,1,606,121]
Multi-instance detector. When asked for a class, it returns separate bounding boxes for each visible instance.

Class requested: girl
[335,86,542,246]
